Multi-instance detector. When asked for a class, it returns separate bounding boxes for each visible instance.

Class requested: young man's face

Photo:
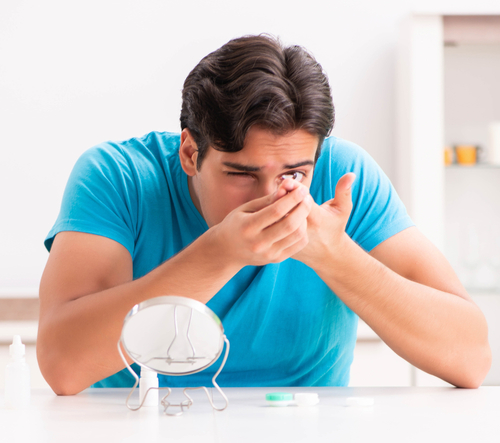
[185,126,319,228]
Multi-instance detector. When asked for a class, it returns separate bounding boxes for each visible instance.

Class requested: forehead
[214,127,318,165]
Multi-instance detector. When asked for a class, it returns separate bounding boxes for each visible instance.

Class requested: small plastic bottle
[5,335,30,409]
[139,367,158,407]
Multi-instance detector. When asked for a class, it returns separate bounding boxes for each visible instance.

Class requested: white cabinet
[393,13,500,387]
[443,40,500,292]
[396,14,500,258]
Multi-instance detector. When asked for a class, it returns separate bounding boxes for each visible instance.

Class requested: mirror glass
[121,296,225,375]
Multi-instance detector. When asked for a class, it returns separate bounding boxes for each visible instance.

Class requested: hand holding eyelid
[213,177,312,267]
[239,178,303,214]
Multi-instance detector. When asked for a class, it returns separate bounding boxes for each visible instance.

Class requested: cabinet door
[396,14,445,250]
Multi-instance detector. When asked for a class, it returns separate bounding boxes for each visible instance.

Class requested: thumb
[326,172,355,213]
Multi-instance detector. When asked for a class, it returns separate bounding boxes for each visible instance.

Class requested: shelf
[445,164,500,169]
[0,288,38,299]
[469,290,500,297]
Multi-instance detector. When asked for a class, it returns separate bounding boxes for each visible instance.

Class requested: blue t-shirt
[44,131,414,387]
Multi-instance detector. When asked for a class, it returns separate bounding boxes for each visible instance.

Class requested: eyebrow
[222,160,314,172]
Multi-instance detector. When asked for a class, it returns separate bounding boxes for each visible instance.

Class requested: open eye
[280,171,305,182]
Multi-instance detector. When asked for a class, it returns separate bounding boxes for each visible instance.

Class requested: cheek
[220,186,255,212]
[203,184,256,225]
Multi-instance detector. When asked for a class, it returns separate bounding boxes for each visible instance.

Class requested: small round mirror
[121,296,225,375]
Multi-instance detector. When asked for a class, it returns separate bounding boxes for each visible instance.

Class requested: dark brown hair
[180,34,334,169]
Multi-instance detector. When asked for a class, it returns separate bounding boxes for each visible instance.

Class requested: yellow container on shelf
[455,145,478,165]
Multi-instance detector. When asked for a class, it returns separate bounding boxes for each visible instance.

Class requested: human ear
[179,128,199,176]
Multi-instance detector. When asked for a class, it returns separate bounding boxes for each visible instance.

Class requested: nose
[257,180,278,199]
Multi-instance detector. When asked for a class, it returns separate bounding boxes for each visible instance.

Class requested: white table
[1,387,500,442]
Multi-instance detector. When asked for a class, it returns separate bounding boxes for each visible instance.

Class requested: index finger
[252,185,310,231]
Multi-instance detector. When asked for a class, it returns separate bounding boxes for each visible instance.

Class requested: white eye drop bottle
[139,367,159,407]
[5,335,30,409]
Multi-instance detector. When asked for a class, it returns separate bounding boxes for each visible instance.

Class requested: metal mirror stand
[117,301,230,416]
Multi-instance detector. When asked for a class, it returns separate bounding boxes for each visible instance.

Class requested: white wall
[1,0,500,289]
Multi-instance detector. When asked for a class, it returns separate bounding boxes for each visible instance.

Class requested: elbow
[464,344,492,389]
[38,357,88,396]
[50,376,87,396]
[36,334,88,396]
[451,342,492,389]
[452,306,493,389]
[50,381,85,397]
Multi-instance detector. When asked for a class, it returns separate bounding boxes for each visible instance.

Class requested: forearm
[312,233,491,388]
[37,229,241,395]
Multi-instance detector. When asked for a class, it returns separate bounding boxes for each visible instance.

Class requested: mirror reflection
[121,296,225,375]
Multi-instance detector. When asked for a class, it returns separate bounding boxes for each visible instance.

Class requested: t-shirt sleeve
[44,144,138,257]
[333,139,415,252]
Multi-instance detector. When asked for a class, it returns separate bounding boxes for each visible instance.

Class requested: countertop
[1,386,499,442]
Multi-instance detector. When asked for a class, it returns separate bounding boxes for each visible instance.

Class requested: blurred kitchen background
[0,0,499,389]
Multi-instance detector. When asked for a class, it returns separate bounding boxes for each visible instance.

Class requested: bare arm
[38,179,311,395]
[294,174,491,388]
[37,230,240,395]
[366,226,491,387]
[328,228,490,388]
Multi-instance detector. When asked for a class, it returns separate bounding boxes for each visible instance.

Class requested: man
[38,35,491,395]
